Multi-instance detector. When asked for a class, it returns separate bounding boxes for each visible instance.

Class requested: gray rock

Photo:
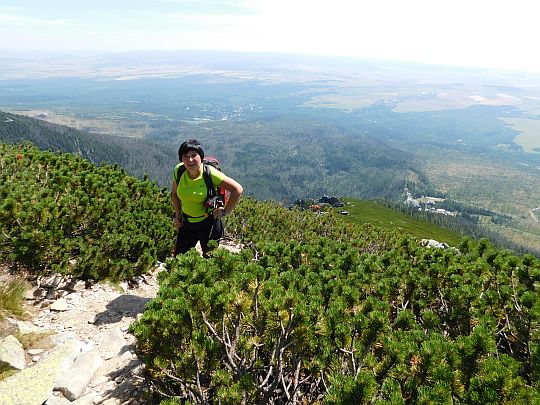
[0,338,82,405]
[50,331,78,345]
[50,298,69,312]
[96,349,138,380]
[100,398,122,405]
[14,319,42,335]
[0,335,25,371]
[4,318,42,335]
[420,238,449,249]
[24,289,36,300]
[44,394,72,404]
[90,374,110,388]
[111,379,138,400]
[65,292,82,304]
[57,290,70,298]
[100,328,126,360]
[30,287,48,300]
[70,392,100,404]
[46,288,58,300]
[55,350,103,401]
[39,275,65,289]
[67,279,86,292]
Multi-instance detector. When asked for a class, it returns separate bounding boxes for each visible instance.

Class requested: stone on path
[50,298,69,312]
[44,394,71,404]
[0,335,25,371]
[100,327,126,360]
[55,349,103,401]
[0,338,82,405]
[4,318,41,335]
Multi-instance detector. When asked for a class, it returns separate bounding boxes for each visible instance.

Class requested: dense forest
[0,110,429,201]
[0,111,177,186]
[1,143,539,403]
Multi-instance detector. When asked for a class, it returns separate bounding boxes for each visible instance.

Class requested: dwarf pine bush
[0,143,174,280]
[131,202,540,403]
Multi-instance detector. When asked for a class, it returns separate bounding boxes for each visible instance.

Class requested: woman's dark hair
[178,139,204,161]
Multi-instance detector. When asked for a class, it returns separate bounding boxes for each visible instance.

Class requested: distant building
[319,195,343,207]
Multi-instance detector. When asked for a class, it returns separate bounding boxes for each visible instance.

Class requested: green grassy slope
[339,198,463,246]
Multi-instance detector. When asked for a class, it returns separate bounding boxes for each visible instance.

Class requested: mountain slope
[0,111,176,186]
[1,145,539,403]
[339,198,463,246]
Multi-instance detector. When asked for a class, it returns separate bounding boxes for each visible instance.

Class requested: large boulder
[0,335,25,371]
[0,338,82,405]
[54,350,103,401]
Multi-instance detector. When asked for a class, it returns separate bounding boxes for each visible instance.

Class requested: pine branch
[258,307,294,403]
[201,311,236,372]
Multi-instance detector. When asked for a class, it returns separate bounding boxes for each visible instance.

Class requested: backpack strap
[202,163,217,200]
[175,163,186,184]
[176,163,217,201]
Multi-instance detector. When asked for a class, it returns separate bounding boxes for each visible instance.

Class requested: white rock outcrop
[0,335,25,371]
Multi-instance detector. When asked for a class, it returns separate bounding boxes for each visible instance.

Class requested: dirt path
[2,241,243,404]
[530,207,540,223]
[36,266,163,404]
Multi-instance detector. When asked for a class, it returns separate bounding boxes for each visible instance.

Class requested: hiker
[172,139,243,256]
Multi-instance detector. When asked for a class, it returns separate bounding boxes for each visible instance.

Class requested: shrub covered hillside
[0,142,174,280]
[2,142,539,403]
[132,199,540,404]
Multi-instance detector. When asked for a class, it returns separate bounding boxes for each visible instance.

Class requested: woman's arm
[214,175,243,219]
[171,180,183,228]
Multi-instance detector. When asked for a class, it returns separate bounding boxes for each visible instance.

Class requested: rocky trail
[1,240,242,405]
[0,262,163,405]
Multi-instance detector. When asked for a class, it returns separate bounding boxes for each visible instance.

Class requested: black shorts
[174,215,223,256]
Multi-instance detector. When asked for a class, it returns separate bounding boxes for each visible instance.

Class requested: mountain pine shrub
[131,200,540,403]
[0,142,174,280]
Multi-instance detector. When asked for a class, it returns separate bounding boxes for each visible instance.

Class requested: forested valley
[2,109,538,257]
[0,111,177,186]
[0,110,423,202]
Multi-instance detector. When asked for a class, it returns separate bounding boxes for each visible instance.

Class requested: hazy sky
[1,0,539,72]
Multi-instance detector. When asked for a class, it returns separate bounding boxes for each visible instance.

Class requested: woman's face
[181,150,202,173]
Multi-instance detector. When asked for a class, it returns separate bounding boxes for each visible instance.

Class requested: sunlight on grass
[0,278,31,320]
[340,198,462,246]
[17,331,55,351]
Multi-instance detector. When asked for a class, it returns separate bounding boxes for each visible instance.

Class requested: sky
[1,0,539,73]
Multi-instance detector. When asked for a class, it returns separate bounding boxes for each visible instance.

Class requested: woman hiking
[172,139,243,256]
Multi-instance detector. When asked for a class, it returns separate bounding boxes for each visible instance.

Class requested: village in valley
[291,190,459,218]
[403,188,456,217]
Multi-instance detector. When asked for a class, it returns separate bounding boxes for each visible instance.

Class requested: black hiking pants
[174,215,223,256]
